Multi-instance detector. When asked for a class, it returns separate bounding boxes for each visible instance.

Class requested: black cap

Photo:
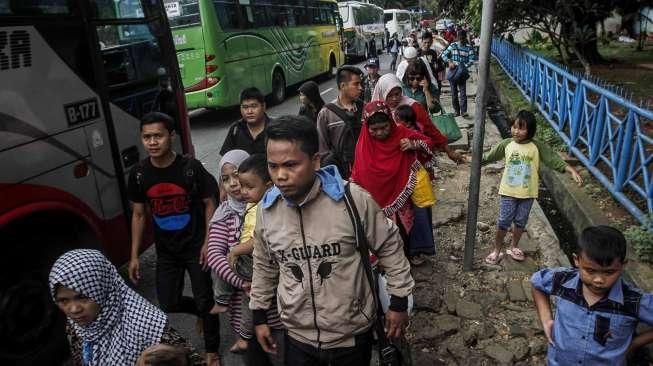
[365,58,379,68]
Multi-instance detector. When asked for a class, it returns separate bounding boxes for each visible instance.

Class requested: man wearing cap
[396,46,437,86]
[362,58,380,103]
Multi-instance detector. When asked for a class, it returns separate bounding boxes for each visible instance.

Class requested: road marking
[320,87,333,95]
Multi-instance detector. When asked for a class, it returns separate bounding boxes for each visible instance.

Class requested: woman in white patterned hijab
[49,249,167,365]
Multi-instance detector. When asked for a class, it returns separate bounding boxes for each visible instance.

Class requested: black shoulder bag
[342,184,403,366]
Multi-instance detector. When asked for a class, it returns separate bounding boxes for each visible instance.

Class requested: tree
[459,0,653,74]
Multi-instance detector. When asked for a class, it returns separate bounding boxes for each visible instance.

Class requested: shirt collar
[261,166,344,209]
[562,271,625,305]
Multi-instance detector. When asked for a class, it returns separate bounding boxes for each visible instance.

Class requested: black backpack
[321,100,364,179]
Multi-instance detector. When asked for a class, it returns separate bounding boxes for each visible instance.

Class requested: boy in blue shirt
[531,226,653,365]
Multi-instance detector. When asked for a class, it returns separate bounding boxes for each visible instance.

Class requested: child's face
[299,92,307,106]
[238,171,270,204]
[511,119,530,143]
[366,66,379,76]
[573,252,624,297]
[220,163,242,201]
[55,286,101,327]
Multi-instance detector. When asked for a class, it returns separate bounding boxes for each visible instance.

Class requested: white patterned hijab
[49,249,167,366]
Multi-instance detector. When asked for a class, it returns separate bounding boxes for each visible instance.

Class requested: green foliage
[464,0,482,33]
[625,217,653,263]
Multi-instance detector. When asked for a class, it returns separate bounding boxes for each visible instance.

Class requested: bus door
[84,0,188,233]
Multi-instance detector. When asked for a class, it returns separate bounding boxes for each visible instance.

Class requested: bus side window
[213,0,241,30]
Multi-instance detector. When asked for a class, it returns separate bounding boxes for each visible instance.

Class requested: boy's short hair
[577,225,627,266]
[140,112,175,133]
[238,153,271,183]
[240,87,265,104]
[336,65,363,89]
[515,110,537,140]
[139,344,190,366]
[421,31,433,40]
[395,105,416,125]
[266,115,318,157]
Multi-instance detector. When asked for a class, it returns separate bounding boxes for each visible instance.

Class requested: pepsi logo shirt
[128,155,217,254]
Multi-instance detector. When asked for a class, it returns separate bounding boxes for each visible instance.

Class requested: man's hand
[542,318,554,345]
[255,324,277,354]
[199,243,209,270]
[448,60,456,69]
[385,310,409,341]
[128,257,140,284]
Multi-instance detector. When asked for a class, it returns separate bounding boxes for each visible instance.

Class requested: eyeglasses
[407,76,422,82]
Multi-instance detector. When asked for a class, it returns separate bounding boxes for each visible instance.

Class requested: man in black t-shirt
[418,31,444,90]
[127,112,220,365]
[219,87,272,156]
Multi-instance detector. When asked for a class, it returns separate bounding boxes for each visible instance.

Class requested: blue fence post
[615,111,636,192]
[589,96,607,165]
[569,80,584,145]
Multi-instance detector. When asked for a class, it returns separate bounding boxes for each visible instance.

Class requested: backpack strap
[342,184,400,366]
[181,155,200,199]
[324,103,354,126]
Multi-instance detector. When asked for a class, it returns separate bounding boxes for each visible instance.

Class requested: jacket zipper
[297,208,321,349]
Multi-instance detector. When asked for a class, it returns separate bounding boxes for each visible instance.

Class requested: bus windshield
[397,12,410,22]
[164,0,201,28]
[353,5,380,26]
[383,13,392,22]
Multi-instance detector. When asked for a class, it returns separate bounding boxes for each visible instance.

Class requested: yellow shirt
[498,141,540,198]
[239,202,258,244]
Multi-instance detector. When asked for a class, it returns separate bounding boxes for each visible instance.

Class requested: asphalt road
[134,55,380,363]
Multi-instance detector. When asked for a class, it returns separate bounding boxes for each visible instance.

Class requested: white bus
[0,1,190,363]
[384,8,411,40]
[338,1,385,59]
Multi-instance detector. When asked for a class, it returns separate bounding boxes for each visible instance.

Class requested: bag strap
[342,184,397,365]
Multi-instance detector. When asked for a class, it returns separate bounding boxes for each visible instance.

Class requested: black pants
[284,331,373,366]
[156,249,220,353]
[246,328,286,366]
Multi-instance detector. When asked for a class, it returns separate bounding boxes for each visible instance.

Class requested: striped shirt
[206,213,282,338]
[441,42,477,69]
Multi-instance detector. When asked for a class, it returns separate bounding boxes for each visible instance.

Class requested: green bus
[164,0,344,109]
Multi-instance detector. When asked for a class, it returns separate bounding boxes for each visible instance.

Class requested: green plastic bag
[431,105,462,143]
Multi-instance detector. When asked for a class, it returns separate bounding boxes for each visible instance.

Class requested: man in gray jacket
[250,115,414,365]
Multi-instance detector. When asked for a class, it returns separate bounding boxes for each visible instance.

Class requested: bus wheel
[329,54,337,78]
[271,70,286,105]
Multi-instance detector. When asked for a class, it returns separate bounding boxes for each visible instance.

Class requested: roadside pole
[463,0,496,271]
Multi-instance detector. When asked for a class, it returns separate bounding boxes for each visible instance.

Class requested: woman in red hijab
[351,101,433,254]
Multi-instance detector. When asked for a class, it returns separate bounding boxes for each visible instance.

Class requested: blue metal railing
[491,39,653,226]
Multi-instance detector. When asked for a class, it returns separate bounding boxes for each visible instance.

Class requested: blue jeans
[450,78,467,114]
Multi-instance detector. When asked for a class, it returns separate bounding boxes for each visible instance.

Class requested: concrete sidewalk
[406,72,565,365]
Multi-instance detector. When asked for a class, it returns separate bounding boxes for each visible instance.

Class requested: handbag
[343,185,405,366]
[446,63,469,84]
[431,105,462,143]
[411,166,436,208]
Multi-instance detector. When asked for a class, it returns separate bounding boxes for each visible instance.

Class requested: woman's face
[220,162,242,200]
[299,92,308,106]
[407,73,423,88]
[385,87,403,109]
[55,286,101,327]
[368,120,392,141]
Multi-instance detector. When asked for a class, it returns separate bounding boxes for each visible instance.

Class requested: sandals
[485,251,504,265]
[506,247,525,261]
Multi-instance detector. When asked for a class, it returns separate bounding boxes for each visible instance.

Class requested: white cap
[404,47,418,59]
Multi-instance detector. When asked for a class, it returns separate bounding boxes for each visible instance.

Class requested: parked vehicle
[165,0,344,109]
[338,1,385,60]
[383,8,411,40]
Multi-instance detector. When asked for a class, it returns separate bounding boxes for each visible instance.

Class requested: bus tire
[0,212,99,365]
[270,69,286,105]
[329,54,337,78]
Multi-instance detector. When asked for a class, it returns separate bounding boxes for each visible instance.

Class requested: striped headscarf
[49,249,166,365]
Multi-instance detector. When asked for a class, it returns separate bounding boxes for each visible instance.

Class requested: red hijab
[351,101,430,217]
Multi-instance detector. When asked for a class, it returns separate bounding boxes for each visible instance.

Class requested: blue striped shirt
[441,42,477,69]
